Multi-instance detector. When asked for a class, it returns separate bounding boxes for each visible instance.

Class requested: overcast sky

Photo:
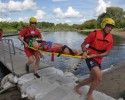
[0,0,125,24]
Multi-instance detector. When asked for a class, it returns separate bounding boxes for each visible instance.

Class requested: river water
[1,31,125,79]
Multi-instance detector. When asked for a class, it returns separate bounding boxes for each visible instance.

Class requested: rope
[66,58,83,72]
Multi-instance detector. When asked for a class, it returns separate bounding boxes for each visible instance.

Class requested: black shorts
[85,58,101,70]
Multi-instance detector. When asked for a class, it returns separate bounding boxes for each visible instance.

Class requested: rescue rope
[66,58,83,72]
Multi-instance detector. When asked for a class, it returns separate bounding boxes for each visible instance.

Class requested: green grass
[3,28,18,34]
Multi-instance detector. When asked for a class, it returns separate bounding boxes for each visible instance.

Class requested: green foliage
[97,7,125,29]
[81,19,97,29]
[97,13,110,28]
[106,7,124,28]
[37,22,55,29]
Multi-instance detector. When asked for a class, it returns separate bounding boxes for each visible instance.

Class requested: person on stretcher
[30,39,83,56]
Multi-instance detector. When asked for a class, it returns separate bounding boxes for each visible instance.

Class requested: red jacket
[85,30,113,64]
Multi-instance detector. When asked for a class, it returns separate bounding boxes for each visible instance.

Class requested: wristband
[82,50,87,52]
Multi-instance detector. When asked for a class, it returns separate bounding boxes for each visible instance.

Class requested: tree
[97,7,125,28]
[81,19,97,29]
[97,13,110,28]
[106,7,125,28]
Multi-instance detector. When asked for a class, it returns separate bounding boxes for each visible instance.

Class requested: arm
[18,35,28,47]
[81,42,88,59]
[89,39,113,58]
[81,32,95,58]
[81,42,87,52]
[89,51,110,58]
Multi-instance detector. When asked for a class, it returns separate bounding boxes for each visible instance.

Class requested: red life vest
[23,26,41,43]
[87,30,113,64]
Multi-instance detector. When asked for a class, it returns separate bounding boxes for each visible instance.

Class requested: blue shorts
[85,58,101,70]
[43,41,52,48]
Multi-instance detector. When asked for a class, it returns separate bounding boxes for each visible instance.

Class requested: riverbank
[112,30,125,38]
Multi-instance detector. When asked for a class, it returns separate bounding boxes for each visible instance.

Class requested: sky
[0,0,125,24]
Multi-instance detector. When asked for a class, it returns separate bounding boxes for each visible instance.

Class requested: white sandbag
[20,78,59,100]
[39,67,64,76]
[2,82,15,89]
[0,74,17,93]
[117,98,124,100]
[64,72,78,82]
[1,73,16,87]
[7,74,18,84]
[63,72,74,77]
[18,73,35,85]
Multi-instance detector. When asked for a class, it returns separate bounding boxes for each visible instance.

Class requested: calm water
[1,31,125,78]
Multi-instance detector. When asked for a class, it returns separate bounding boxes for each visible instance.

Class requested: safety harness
[23,27,40,44]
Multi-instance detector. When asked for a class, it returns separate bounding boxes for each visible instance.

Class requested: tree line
[0,7,125,33]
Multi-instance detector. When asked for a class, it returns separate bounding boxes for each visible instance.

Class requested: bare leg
[87,66,102,100]
[27,56,35,66]
[75,76,93,95]
[52,43,63,48]
[34,51,41,74]
[52,43,82,55]
[73,50,83,56]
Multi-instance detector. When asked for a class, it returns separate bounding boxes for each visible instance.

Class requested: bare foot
[87,94,94,100]
[75,86,83,95]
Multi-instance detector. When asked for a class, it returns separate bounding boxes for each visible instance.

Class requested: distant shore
[112,30,125,38]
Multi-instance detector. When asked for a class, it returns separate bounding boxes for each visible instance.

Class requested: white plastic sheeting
[0,67,119,100]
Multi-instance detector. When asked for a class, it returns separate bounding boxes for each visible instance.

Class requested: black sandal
[25,64,29,73]
[34,73,40,78]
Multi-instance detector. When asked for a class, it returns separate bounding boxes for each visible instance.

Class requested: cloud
[0,17,11,22]
[53,6,82,18]
[0,0,38,22]
[8,1,22,11]
[0,2,7,13]
[22,0,37,11]
[0,0,37,12]
[52,0,68,2]
[95,0,111,16]
[79,18,86,24]
[35,10,46,20]
[53,8,63,18]
[18,17,24,22]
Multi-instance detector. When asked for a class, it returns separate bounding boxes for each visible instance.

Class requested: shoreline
[112,30,125,38]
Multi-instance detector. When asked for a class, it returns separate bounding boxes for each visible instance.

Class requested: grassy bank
[3,28,18,34]
[2,28,125,35]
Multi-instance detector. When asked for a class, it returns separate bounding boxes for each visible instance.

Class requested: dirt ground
[97,61,125,99]
[0,86,26,100]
